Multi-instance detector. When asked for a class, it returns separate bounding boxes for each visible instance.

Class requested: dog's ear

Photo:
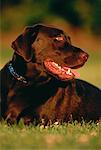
[11,24,43,62]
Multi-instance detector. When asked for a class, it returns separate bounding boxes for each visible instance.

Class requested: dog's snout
[81,53,89,61]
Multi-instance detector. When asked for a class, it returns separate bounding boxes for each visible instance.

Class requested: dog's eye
[54,37,64,42]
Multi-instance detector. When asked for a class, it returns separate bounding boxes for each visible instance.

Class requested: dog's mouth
[44,59,80,81]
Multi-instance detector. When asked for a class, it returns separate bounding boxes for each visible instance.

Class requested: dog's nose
[81,53,89,61]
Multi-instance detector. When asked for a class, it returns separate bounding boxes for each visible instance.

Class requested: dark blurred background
[1,0,101,35]
[0,0,101,86]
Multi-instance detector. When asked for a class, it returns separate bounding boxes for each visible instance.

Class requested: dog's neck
[8,62,28,84]
[8,54,50,86]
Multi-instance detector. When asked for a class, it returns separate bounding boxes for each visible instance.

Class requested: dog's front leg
[5,101,24,125]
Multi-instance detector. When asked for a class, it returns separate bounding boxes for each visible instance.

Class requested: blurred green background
[1,0,101,87]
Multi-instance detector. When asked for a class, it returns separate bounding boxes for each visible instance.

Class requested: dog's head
[12,24,89,82]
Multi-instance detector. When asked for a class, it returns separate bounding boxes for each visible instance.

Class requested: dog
[0,24,101,125]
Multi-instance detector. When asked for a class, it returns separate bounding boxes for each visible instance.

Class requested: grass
[0,121,101,150]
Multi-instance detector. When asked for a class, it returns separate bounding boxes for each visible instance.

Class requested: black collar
[8,62,29,84]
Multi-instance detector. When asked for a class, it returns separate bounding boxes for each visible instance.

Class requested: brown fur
[0,24,101,125]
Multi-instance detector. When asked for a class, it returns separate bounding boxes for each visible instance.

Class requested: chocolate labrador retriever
[0,24,101,125]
